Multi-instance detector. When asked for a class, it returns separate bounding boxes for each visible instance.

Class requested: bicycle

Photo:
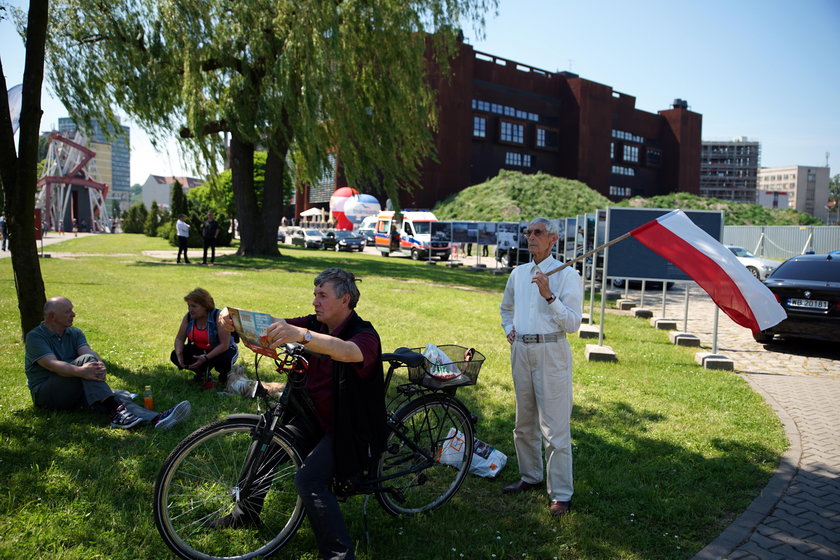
[153,342,484,560]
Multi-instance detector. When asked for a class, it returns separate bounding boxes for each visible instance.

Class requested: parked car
[322,230,365,252]
[356,226,376,246]
[291,229,325,249]
[277,228,286,243]
[753,252,840,343]
[610,278,673,290]
[726,245,779,280]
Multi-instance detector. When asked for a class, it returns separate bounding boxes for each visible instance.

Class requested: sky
[3,0,839,185]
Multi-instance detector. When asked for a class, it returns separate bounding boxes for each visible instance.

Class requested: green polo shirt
[24,323,89,389]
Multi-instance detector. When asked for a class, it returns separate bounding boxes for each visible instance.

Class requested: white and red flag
[630,210,786,333]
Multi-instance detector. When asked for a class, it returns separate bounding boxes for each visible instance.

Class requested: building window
[535,126,558,149]
[623,145,639,163]
[609,186,632,197]
[473,116,486,138]
[505,152,532,167]
[647,149,661,167]
[500,120,524,144]
[610,142,615,160]
[611,129,645,144]
[611,165,635,176]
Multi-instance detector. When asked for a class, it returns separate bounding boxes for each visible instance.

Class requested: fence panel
[724,226,840,259]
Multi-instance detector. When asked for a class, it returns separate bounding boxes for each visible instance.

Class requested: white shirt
[176,219,190,237]
[500,255,583,336]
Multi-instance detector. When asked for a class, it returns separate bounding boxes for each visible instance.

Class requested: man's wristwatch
[300,329,312,345]
[545,293,556,304]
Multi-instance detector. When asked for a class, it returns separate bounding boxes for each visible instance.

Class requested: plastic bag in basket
[422,343,461,380]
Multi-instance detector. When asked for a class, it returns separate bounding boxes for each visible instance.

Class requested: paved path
[614,285,839,560]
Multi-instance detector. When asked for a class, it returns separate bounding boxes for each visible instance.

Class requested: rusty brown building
[300,42,702,215]
[402,42,702,210]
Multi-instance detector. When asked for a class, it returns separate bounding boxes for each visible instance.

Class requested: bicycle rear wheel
[376,394,474,516]
[153,417,304,560]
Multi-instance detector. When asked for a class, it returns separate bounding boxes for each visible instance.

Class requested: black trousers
[169,343,238,384]
[177,236,189,262]
[202,237,216,263]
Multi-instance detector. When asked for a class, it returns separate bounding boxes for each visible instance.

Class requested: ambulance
[374,210,451,260]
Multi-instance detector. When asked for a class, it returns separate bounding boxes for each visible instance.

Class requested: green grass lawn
[0,234,786,560]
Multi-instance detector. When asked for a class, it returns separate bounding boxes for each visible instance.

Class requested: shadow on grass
[130,252,509,293]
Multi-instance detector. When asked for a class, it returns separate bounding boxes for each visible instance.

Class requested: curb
[691,372,802,560]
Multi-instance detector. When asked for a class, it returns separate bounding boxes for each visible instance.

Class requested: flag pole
[546,231,632,277]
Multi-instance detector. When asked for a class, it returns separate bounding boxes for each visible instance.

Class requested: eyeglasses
[523,229,547,237]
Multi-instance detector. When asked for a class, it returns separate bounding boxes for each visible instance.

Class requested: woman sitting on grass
[170,288,238,389]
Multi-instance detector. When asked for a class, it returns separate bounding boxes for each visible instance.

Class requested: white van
[374,211,450,260]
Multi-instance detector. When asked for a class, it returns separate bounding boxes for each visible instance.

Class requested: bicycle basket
[408,345,485,389]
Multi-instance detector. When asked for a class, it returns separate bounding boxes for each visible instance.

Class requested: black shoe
[502,479,542,494]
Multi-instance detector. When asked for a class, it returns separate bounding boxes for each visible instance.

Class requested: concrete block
[445,262,462,268]
[425,260,437,265]
[585,344,617,362]
[489,269,506,276]
[473,263,487,269]
[581,313,591,324]
[669,332,701,347]
[650,318,678,330]
[577,324,600,339]
[617,299,636,310]
[603,290,620,301]
[634,308,653,319]
[694,352,734,370]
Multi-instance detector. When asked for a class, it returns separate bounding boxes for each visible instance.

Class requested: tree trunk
[229,135,267,256]
[260,147,286,255]
[0,0,49,339]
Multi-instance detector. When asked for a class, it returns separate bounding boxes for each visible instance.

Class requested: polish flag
[630,210,786,333]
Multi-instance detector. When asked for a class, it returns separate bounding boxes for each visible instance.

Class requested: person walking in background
[499,217,583,518]
[25,296,191,430]
[201,212,220,265]
[0,213,8,251]
[176,214,191,264]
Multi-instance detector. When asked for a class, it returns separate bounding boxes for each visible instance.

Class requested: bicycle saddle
[382,347,425,367]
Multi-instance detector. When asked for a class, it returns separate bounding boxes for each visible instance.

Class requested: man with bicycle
[500,217,582,518]
[220,268,385,560]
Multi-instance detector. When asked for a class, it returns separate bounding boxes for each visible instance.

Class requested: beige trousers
[510,338,573,502]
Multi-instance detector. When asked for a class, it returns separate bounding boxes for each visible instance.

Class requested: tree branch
[179,120,229,138]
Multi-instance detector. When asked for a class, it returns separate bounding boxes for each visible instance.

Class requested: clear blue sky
[3,0,839,184]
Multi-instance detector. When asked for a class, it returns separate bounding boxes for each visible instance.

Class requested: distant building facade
[308,42,702,216]
[58,117,131,211]
[757,166,831,222]
[141,174,205,211]
[700,137,760,203]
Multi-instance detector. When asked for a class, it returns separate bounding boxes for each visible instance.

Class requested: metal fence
[723,226,840,259]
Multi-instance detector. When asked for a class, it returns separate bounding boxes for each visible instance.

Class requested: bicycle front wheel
[376,394,474,516]
[153,417,304,560]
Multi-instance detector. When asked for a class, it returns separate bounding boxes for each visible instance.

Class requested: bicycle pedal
[385,487,406,503]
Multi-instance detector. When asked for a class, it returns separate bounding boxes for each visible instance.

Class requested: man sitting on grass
[24,296,191,430]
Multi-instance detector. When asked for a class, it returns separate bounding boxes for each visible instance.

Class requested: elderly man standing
[499,217,582,517]
[25,296,191,430]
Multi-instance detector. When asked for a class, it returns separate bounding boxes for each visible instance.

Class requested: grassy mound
[432,171,823,225]
[615,192,823,225]
[432,170,611,222]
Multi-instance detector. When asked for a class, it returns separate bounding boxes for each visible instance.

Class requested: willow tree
[1,0,49,337]
[46,0,495,256]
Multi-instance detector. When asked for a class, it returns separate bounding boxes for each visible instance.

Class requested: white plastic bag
[437,428,508,478]
[422,344,461,379]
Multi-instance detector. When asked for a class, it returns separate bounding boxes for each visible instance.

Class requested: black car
[753,252,840,343]
[322,230,365,252]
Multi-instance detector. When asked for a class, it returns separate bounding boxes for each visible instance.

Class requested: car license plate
[787,298,829,310]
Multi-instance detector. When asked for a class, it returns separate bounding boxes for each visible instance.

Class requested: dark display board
[605,208,723,281]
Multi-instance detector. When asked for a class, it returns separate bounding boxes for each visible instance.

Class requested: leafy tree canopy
[43,0,497,255]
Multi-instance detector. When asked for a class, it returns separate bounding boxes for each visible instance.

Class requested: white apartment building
[141,174,205,211]
[757,166,830,222]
